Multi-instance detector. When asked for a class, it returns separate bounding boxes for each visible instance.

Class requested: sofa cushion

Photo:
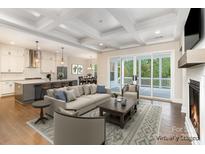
[83,84,91,95]
[78,85,84,96]
[68,86,80,97]
[124,91,137,98]
[85,93,110,102]
[90,84,97,94]
[65,97,96,110]
[97,85,106,93]
[64,89,77,102]
[54,90,66,102]
[47,89,55,98]
[128,85,136,92]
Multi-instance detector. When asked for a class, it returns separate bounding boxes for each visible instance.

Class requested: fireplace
[189,79,200,138]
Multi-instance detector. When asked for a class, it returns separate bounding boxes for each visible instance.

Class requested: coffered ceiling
[0,8,190,53]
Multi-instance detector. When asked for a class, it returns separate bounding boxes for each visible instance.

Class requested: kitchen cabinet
[0,81,15,97]
[0,46,24,73]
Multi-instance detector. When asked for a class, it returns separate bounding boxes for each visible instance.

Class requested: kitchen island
[15,79,77,103]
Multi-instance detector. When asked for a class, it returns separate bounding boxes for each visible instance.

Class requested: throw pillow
[83,84,91,95]
[64,89,77,102]
[78,85,84,96]
[90,84,97,94]
[54,90,66,102]
[68,86,80,97]
[128,85,136,92]
[97,85,106,93]
[47,89,55,98]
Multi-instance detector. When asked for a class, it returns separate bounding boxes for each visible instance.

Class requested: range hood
[27,49,40,68]
[178,49,205,68]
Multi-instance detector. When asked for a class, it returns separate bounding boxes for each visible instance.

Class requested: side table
[32,101,51,124]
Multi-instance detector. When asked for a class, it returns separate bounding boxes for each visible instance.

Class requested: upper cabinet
[0,46,25,73]
[41,51,56,73]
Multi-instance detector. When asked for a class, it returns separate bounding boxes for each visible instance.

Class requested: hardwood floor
[0,96,190,145]
[157,101,191,145]
[0,96,48,144]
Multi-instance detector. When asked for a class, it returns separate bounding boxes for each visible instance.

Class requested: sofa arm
[44,95,66,117]
[121,85,128,96]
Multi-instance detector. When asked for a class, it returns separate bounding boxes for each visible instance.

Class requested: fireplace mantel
[178,49,205,68]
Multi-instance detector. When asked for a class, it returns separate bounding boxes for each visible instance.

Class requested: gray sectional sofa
[44,84,111,116]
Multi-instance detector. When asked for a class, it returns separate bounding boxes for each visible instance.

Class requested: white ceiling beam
[101,27,126,38]
[135,13,177,32]
[80,37,120,50]
[146,35,175,45]
[36,9,87,31]
[65,19,101,39]
[50,29,79,43]
[0,12,35,29]
[106,8,145,45]
[0,18,97,52]
[174,8,190,39]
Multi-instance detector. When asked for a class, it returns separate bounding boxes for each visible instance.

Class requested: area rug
[27,100,162,145]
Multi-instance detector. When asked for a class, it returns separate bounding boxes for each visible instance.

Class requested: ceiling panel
[77,8,122,33]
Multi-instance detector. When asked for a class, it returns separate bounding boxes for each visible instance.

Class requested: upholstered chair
[121,84,139,100]
[54,110,105,145]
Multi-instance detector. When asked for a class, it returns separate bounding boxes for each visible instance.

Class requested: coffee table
[32,101,51,124]
[98,98,137,128]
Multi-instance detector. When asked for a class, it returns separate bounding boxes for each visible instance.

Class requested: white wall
[67,56,90,80]
[97,41,183,102]
[181,9,205,144]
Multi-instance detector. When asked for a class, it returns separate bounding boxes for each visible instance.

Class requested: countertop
[15,79,77,85]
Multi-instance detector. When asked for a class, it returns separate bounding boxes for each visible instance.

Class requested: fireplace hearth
[189,79,200,138]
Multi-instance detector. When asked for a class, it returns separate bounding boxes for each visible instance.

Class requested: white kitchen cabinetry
[0,46,24,73]
[0,81,15,97]
[41,52,55,73]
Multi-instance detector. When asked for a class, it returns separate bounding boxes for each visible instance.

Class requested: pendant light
[35,41,39,63]
[87,56,92,70]
[60,47,64,65]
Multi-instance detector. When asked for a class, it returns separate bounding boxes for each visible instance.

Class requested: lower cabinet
[0,81,15,97]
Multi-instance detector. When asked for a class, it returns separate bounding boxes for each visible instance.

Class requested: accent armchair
[121,84,139,100]
[54,110,106,145]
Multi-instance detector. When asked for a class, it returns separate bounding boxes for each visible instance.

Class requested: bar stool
[61,82,69,87]
[40,83,52,99]
[52,82,62,88]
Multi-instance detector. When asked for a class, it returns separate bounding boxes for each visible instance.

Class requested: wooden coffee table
[99,98,137,128]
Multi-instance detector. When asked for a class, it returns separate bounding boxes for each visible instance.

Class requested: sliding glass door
[139,56,151,96]
[109,53,171,99]
[122,57,133,87]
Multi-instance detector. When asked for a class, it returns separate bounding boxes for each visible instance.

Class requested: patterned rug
[27,100,162,145]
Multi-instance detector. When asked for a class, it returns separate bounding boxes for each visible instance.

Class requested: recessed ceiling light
[30,11,41,17]
[155,30,161,34]
[99,43,104,46]
[59,24,67,29]
[10,41,15,45]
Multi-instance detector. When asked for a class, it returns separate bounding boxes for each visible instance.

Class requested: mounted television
[185,8,202,51]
